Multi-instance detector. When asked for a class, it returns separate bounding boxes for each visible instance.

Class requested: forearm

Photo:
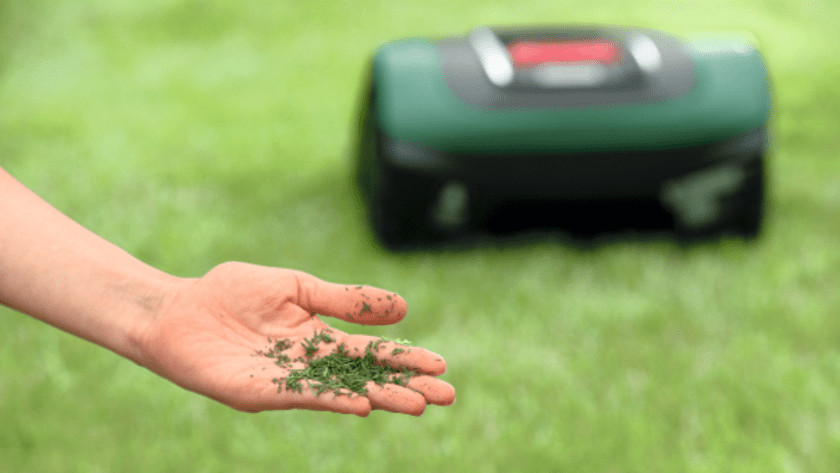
[0,168,178,363]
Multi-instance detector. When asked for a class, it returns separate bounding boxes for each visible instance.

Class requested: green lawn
[2,0,839,471]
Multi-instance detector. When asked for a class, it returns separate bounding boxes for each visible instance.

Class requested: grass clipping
[259,331,415,396]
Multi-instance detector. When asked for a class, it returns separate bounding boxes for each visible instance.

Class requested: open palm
[136,262,455,416]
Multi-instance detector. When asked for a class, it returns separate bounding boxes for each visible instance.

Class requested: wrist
[117,268,185,365]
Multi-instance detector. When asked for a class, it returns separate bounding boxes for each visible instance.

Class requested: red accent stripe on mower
[507,41,621,67]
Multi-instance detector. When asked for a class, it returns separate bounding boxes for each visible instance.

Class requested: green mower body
[355,26,771,247]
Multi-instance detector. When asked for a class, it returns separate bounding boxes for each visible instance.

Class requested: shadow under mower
[355,25,771,248]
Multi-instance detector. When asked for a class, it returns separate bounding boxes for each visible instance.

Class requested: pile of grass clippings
[258,331,415,396]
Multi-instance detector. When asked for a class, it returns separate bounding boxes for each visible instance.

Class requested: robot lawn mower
[355,25,771,247]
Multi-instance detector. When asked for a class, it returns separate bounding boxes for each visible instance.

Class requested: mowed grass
[1,0,839,471]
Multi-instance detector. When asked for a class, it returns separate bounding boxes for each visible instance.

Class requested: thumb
[293,271,408,325]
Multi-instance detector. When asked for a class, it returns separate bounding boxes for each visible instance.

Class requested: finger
[365,382,427,416]
[405,375,456,406]
[247,374,373,416]
[293,271,408,325]
[284,389,373,417]
[345,335,447,376]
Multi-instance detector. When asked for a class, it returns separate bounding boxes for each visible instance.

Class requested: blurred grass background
[1,0,839,471]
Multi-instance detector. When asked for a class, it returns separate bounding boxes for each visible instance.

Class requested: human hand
[136,262,455,416]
